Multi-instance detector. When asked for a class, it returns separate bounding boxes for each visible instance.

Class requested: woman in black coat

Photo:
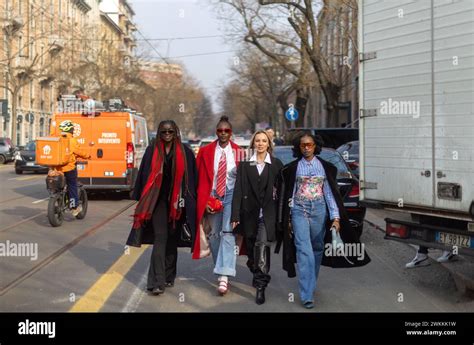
[276,132,370,309]
[231,130,283,305]
[126,120,197,296]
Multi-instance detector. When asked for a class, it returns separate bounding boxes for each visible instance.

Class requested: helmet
[59,120,74,133]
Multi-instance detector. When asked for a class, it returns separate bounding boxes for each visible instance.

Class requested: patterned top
[292,157,340,220]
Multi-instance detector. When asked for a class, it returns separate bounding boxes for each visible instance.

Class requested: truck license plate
[436,232,471,248]
[26,162,35,166]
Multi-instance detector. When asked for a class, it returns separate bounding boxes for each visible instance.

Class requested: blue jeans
[291,198,327,303]
[208,187,236,277]
[64,168,79,209]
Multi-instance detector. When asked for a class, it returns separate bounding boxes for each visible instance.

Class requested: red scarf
[132,139,185,230]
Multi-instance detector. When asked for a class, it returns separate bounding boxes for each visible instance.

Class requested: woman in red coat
[192,116,244,295]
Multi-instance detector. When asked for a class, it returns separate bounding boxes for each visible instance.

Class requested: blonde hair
[249,130,273,155]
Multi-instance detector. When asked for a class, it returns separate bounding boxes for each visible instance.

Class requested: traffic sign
[285,105,298,121]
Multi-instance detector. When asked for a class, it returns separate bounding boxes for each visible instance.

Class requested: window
[50,0,54,33]
[41,11,44,33]
[3,73,7,99]
[18,36,23,56]
[29,81,33,103]
[29,39,34,59]
[30,4,35,29]
[39,117,45,136]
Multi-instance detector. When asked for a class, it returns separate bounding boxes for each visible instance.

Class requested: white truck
[358,0,474,256]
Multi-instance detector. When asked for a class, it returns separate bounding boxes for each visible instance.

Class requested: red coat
[192,140,243,259]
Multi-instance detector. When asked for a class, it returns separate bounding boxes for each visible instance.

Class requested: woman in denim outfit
[192,116,244,295]
[276,132,370,309]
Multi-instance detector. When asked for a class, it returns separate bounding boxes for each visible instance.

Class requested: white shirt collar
[217,143,231,153]
[249,152,272,164]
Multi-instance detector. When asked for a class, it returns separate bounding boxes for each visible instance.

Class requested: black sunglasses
[160,129,175,135]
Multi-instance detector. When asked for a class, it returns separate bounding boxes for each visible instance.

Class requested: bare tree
[218,0,315,128]
[258,0,358,123]
[221,46,296,134]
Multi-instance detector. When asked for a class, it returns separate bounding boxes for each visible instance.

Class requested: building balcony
[48,35,65,54]
[72,0,92,14]
[15,56,30,69]
[123,34,134,42]
[2,16,24,34]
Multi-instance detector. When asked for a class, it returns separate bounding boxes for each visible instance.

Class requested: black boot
[256,287,265,305]
[253,245,271,305]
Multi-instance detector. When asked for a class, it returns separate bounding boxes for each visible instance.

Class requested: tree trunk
[294,88,308,128]
[322,82,341,128]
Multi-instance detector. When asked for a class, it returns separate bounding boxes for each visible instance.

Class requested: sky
[129,0,236,112]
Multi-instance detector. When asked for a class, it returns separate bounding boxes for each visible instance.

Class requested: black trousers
[246,218,271,289]
[147,199,178,289]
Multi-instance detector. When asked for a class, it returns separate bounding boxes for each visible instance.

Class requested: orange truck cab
[50,103,148,192]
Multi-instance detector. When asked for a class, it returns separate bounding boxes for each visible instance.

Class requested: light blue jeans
[208,187,236,277]
[291,197,327,303]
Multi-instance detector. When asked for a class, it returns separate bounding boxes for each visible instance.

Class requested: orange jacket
[56,132,89,173]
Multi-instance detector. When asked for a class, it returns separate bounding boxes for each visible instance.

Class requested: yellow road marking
[69,245,148,312]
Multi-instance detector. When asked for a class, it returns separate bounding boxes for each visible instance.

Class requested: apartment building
[0,0,137,146]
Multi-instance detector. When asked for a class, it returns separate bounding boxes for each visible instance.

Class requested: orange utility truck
[50,96,148,192]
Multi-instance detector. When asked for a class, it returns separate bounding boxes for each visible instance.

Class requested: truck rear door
[89,115,127,183]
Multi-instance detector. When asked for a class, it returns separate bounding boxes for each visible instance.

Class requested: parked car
[148,132,157,146]
[273,145,365,237]
[14,141,49,174]
[233,136,251,150]
[187,139,201,156]
[0,137,15,164]
[336,140,359,178]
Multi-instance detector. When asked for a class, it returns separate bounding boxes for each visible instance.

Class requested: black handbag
[180,221,192,244]
[177,212,192,248]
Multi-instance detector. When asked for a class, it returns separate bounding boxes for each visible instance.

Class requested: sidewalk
[364,208,474,297]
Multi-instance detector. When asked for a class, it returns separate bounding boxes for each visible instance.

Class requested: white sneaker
[405,253,429,269]
[437,250,457,263]
[71,205,82,217]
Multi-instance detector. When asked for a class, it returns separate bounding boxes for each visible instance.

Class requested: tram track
[0,200,136,296]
